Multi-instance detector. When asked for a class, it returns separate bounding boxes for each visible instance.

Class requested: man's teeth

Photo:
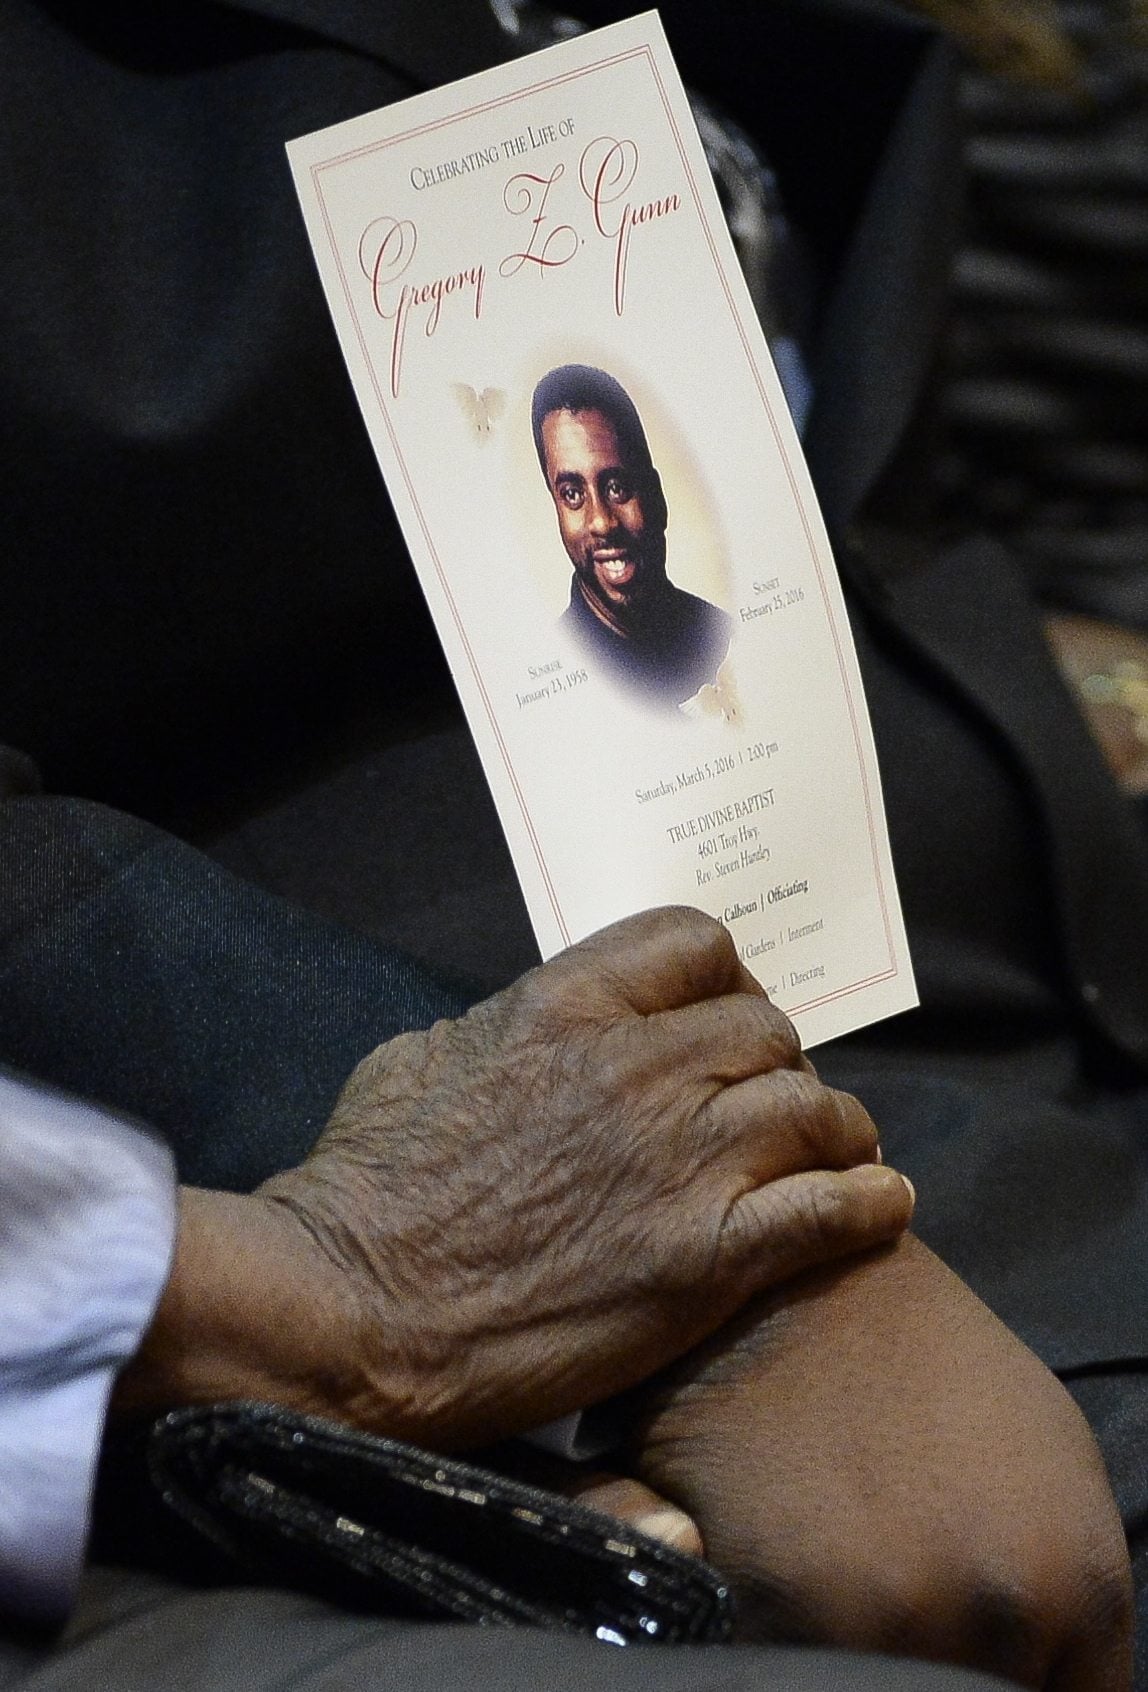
[597,558,631,580]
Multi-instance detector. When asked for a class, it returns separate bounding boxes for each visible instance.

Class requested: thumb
[716,1163,916,1301]
[561,1473,705,1558]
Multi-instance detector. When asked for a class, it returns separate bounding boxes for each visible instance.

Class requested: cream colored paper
[288,12,916,1046]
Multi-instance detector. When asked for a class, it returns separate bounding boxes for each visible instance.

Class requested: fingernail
[850,1161,894,1185]
[633,1507,704,1558]
[874,1142,883,1164]
[900,1173,916,1207]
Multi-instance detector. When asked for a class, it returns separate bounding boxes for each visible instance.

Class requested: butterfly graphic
[679,653,743,727]
[452,384,506,443]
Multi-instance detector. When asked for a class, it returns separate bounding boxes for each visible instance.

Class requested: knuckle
[761,1002,803,1068]
[671,904,741,978]
[741,998,803,1072]
[710,1192,763,1272]
[502,967,583,1044]
[666,903,728,945]
[775,1075,877,1167]
[335,1028,422,1107]
[797,1178,850,1248]
[767,1070,836,1164]
[504,963,557,1021]
[580,904,724,967]
[765,1174,849,1256]
[829,1089,880,1162]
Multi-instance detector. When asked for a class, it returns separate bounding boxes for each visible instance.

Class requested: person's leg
[0,792,471,1190]
[0,1564,1016,1692]
[2,778,1144,1692]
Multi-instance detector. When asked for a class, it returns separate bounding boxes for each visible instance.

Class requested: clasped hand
[116,907,912,1449]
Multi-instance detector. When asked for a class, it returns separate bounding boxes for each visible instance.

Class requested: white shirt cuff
[0,1073,176,1624]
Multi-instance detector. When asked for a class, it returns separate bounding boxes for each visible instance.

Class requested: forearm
[622,1235,1132,1687]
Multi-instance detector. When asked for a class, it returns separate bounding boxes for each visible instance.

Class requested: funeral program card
[288,12,916,1047]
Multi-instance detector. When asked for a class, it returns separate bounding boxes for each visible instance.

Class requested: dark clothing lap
[0,796,470,1193]
[2,790,1148,1692]
[2,0,1146,1683]
[0,1566,1011,1692]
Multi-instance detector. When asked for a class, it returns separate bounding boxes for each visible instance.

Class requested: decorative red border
[310,40,901,1000]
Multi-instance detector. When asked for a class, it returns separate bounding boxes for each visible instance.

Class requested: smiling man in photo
[532,364,731,708]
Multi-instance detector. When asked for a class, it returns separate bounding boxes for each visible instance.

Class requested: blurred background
[916,0,1148,788]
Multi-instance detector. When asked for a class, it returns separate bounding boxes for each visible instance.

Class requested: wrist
[110,1186,359,1423]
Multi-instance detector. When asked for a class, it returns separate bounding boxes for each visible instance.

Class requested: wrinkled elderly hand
[114,907,912,1450]
[627,1235,1132,1691]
